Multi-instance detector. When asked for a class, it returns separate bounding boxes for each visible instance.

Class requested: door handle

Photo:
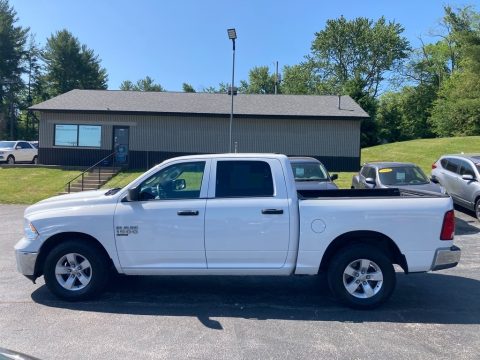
[262,209,284,215]
[177,210,199,216]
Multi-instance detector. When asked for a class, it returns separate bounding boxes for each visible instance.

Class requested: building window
[54,124,101,147]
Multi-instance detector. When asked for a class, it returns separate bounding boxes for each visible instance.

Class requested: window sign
[54,125,78,146]
[54,124,101,147]
[79,125,101,147]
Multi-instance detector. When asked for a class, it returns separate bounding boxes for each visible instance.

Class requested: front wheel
[7,155,15,165]
[475,199,480,220]
[327,244,396,309]
[44,241,109,301]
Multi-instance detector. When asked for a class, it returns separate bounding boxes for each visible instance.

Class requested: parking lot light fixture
[227,28,237,152]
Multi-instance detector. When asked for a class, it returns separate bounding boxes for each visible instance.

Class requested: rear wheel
[327,244,396,309]
[44,240,109,301]
[32,156,38,164]
[6,155,14,165]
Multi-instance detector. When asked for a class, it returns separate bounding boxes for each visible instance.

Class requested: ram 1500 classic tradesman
[15,154,461,309]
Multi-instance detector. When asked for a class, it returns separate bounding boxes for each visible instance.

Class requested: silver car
[289,157,338,190]
[432,154,480,219]
[352,162,445,193]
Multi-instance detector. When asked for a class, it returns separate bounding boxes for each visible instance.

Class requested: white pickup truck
[15,154,461,309]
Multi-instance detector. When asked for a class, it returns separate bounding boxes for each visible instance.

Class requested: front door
[113,126,129,165]
[114,160,209,271]
[204,159,290,269]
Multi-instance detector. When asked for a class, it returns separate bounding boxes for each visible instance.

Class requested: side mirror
[365,177,376,188]
[430,177,439,184]
[462,174,476,181]
[15,146,21,150]
[330,174,338,181]
[126,187,139,201]
[173,178,186,190]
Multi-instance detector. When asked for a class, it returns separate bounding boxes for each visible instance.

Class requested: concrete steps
[65,167,121,193]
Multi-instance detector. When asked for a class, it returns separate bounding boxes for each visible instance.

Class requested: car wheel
[475,199,480,220]
[327,244,396,309]
[44,240,109,301]
[32,156,38,164]
[6,155,14,165]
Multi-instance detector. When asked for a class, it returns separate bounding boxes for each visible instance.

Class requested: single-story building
[30,89,369,171]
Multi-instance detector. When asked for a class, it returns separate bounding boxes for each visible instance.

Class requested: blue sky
[12,0,479,91]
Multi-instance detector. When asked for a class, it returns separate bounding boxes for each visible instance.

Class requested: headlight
[24,220,39,241]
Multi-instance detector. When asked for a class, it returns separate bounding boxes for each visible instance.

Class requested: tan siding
[38,112,360,158]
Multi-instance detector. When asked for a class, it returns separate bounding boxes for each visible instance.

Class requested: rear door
[456,159,477,208]
[204,158,290,269]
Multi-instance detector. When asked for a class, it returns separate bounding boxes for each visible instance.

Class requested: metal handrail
[66,152,117,193]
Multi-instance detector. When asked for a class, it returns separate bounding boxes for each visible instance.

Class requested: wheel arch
[319,230,408,273]
[34,232,115,278]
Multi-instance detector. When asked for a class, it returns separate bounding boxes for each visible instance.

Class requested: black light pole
[227,28,237,153]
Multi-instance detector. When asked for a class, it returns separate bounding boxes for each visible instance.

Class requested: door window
[18,142,32,149]
[215,160,274,198]
[138,161,205,200]
[458,160,475,177]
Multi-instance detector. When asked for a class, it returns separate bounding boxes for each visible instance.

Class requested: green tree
[310,16,410,97]
[182,82,195,92]
[120,76,164,91]
[42,29,108,96]
[240,66,277,94]
[430,6,480,136]
[0,0,29,138]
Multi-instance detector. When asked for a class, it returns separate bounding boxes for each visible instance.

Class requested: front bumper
[431,245,461,271]
[15,250,38,276]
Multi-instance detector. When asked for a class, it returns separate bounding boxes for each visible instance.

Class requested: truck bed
[297,188,448,199]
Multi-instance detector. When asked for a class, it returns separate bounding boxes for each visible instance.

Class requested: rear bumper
[431,245,461,271]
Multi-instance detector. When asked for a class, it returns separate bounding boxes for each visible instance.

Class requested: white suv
[0,140,38,164]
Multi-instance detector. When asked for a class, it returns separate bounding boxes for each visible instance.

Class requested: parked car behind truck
[289,157,338,190]
[432,154,480,219]
[352,162,445,193]
[0,140,38,164]
[15,153,460,309]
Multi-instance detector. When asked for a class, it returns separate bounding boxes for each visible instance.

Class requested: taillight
[440,210,455,240]
[432,162,437,169]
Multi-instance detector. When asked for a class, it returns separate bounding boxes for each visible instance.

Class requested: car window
[18,142,32,149]
[458,159,475,176]
[291,162,328,181]
[138,161,205,201]
[378,166,429,185]
[360,166,370,177]
[366,167,376,180]
[444,158,460,173]
[0,141,15,148]
[215,160,274,198]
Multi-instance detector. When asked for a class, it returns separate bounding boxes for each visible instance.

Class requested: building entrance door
[113,126,129,165]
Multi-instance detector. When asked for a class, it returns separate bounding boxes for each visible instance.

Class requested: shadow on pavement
[31,272,480,328]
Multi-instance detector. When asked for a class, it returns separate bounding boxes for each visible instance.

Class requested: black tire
[6,155,14,165]
[43,240,109,301]
[327,244,396,309]
[32,156,38,164]
[475,198,480,220]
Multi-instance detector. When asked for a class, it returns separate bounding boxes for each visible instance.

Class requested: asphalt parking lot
[0,205,479,360]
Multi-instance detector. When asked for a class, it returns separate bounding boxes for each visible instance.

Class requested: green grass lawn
[334,136,480,188]
[2,136,479,204]
[0,168,81,204]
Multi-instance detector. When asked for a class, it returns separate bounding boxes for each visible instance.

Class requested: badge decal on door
[116,226,138,236]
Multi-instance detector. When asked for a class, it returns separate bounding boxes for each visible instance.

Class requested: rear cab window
[215,160,274,198]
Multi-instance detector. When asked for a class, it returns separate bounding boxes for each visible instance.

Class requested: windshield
[291,162,329,181]
[378,166,429,186]
[0,141,15,149]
